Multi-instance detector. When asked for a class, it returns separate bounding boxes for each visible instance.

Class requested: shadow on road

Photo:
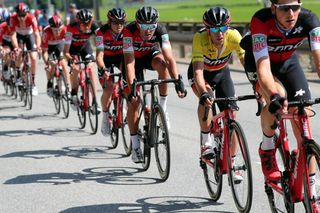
[59,195,230,213]
[4,166,162,186]
[0,145,127,160]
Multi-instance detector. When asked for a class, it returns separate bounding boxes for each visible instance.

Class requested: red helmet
[34,9,41,16]
[15,2,29,16]
[48,15,63,28]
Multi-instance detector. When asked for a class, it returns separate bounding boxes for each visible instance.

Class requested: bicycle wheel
[138,103,151,171]
[3,80,8,95]
[77,85,86,129]
[228,121,253,213]
[52,77,61,114]
[87,81,98,134]
[121,97,132,156]
[109,99,119,148]
[26,70,32,110]
[59,72,70,118]
[265,137,293,213]
[201,131,223,201]
[153,104,170,181]
[303,140,320,213]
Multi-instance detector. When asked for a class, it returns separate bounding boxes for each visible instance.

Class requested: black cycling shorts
[69,42,94,61]
[17,33,36,51]
[48,43,64,60]
[2,39,13,50]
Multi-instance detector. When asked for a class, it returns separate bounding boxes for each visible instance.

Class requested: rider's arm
[312,49,320,78]
[11,31,18,49]
[161,35,179,79]
[123,30,136,91]
[64,30,73,60]
[34,30,41,49]
[42,49,49,65]
[95,32,105,70]
[193,61,206,95]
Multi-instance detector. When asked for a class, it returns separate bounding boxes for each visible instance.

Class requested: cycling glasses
[51,27,62,31]
[274,3,302,12]
[111,20,125,25]
[138,23,157,31]
[209,25,228,33]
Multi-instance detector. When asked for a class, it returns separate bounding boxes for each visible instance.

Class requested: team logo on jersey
[292,26,303,34]
[96,36,103,46]
[123,37,132,49]
[252,34,267,52]
[310,27,320,43]
[161,34,169,42]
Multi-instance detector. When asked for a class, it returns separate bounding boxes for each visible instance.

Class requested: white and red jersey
[9,13,38,35]
[41,25,67,48]
[0,22,12,42]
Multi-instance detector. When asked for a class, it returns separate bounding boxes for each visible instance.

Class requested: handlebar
[74,59,96,65]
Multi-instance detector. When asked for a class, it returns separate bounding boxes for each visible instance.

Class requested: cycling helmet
[76,9,93,23]
[107,8,127,22]
[34,9,41,17]
[135,6,159,24]
[0,9,9,23]
[48,15,63,28]
[270,0,301,3]
[203,7,231,28]
[15,2,29,16]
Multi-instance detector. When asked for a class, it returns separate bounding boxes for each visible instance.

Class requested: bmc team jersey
[96,24,123,57]
[65,22,99,47]
[192,28,244,71]
[41,25,67,48]
[122,22,171,58]
[0,22,12,42]
[250,8,320,63]
[10,13,38,35]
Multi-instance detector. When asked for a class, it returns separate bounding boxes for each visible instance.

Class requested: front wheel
[121,97,132,156]
[228,121,253,213]
[87,81,98,134]
[52,77,61,114]
[109,99,119,149]
[303,140,320,213]
[77,85,86,129]
[60,72,70,118]
[153,104,170,181]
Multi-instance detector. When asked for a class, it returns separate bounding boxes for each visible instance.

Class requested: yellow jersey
[192,28,245,71]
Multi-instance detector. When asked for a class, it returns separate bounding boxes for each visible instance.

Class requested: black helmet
[48,15,63,28]
[108,8,127,22]
[270,0,301,3]
[135,6,159,24]
[15,2,29,16]
[77,9,93,23]
[203,7,231,28]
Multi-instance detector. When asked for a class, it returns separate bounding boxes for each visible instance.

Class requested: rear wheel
[26,70,32,110]
[77,85,86,129]
[52,77,61,114]
[87,81,98,134]
[60,72,70,118]
[153,104,170,181]
[138,102,151,171]
[303,140,320,213]
[110,99,119,148]
[121,97,132,156]
[228,121,253,213]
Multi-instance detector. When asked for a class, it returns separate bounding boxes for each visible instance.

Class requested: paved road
[1,60,320,213]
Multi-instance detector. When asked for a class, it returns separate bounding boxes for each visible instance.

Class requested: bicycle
[47,53,70,118]
[73,57,99,134]
[200,95,255,213]
[132,77,182,181]
[102,68,131,155]
[2,51,16,97]
[264,98,320,213]
[19,48,34,110]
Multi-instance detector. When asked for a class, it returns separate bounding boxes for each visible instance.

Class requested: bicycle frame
[108,72,124,128]
[266,104,314,202]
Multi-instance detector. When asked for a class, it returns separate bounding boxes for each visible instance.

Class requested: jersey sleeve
[122,28,134,53]
[192,32,204,63]
[65,26,73,45]
[31,16,39,32]
[250,16,269,62]
[305,12,320,51]
[96,30,104,51]
[157,24,171,49]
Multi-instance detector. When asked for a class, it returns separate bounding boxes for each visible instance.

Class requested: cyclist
[188,7,245,174]
[41,15,69,97]
[240,0,320,197]
[123,6,186,163]
[96,8,127,136]
[64,8,100,111]
[0,11,13,81]
[10,2,41,96]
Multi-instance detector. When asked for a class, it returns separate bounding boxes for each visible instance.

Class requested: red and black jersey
[96,24,123,56]
[65,21,99,47]
[122,22,170,58]
[248,8,320,63]
[0,22,12,42]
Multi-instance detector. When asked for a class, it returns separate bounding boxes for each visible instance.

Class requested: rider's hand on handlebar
[199,92,213,108]
[98,67,110,80]
[175,74,187,98]
[268,93,286,114]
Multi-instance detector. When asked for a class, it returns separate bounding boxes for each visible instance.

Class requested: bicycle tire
[201,131,223,201]
[110,99,119,148]
[153,104,170,181]
[228,121,253,213]
[59,71,70,118]
[121,97,132,156]
[52,77,61,114]
[77,85,86,129]
[22,70,28,107]
[26,70,32,110]
[303,140,320,213]
[265,136,294,213]
[3,80,8,95]
[87,81,98,134]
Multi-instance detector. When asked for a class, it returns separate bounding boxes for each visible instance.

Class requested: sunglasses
[274,3,302,12]
[18,13,27,18]
[51,27,61,31]
[138,23,157,31]
[111,20,125,25]
[80,22,91,27]
[209,25,228,33]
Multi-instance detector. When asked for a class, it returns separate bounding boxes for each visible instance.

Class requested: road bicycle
[47,53,70,118]
[132,77,182,181]
[2,51,17,98]
[200,95,255,213]
[264,98,320,213]
[19,48,34,110]
[73,57,99,134]
[102,68,131,155]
